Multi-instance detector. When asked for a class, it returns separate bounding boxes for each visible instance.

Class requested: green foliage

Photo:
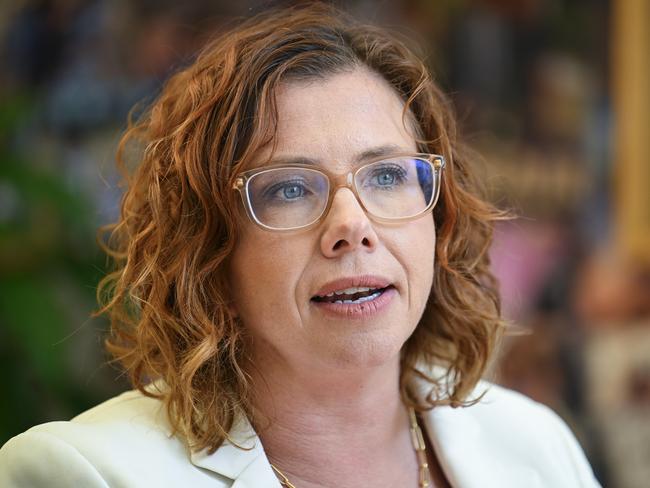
[0,155,125,444]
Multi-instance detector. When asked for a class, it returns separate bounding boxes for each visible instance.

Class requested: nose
[319,187,378,258]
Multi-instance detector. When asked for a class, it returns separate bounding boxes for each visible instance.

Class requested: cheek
[228,231,309,323]
[399,217,436,298]
[418,222,436,288]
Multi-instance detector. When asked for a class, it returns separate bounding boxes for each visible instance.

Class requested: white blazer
[0,379,601,487]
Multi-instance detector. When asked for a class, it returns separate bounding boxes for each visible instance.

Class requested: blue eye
[281,184,304,199]
[367,164,407,188]
[262,179,311,202]
[376,172,396,185]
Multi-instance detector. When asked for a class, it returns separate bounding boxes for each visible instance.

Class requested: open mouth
[311,285,393,304]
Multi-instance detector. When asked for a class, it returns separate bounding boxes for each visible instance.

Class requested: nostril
[333,239,346,251]
[331,237,370,252]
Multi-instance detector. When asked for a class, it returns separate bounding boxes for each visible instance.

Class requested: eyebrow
[264,144,410,167]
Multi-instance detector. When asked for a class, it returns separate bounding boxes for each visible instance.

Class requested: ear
[223,293,239,319]
[226,301,239,319]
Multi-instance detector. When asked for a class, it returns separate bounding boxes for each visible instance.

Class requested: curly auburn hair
[95,3,509,453]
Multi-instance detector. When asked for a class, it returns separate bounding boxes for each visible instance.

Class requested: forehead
[252,68,418,170]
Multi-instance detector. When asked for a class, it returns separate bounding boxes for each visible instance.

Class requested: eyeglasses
[232,153,445,232]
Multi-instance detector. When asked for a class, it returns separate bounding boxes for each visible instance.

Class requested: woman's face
[228,68,435,373]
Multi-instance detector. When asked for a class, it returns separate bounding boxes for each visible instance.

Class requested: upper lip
[312,275,393,298]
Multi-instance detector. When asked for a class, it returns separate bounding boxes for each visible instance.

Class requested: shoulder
[0,429,110,488]
[478,381,593,447]
[474,381,600,479]
[5,386,176,453]
[424,378,602,487]
[0,386,212,488]
[464,379,572,434]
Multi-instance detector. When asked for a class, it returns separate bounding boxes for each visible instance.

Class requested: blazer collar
[421,397,491,488]
[418,377,543,488]
[145,378,281,486]
[189,415,281,487]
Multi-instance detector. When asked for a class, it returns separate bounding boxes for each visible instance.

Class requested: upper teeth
[324,286,375,297]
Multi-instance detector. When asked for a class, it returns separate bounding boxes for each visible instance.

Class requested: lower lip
[310,287,397,320]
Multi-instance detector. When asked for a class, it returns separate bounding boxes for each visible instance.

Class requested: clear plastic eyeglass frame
[232,153,446,232]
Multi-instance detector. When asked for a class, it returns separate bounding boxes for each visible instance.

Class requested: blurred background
[0,1,648,486]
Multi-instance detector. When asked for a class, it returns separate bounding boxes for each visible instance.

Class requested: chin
[319,328,409,370]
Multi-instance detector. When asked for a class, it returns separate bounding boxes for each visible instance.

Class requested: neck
[246,350,419,488]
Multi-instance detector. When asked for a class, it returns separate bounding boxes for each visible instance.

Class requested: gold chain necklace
[269,406,431,487]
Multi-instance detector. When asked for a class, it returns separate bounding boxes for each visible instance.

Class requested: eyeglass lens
[247,157,437,229]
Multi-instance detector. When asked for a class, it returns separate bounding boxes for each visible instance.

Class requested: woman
[0,4,601,487]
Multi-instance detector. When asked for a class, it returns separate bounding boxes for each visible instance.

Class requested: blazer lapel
[189,415,281,487]
[230,454,282,488]
[421,386,544,488]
